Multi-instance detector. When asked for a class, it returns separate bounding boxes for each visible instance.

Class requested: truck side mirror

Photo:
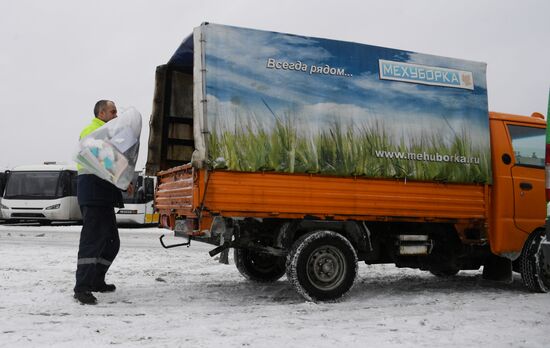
[502,154,512,165]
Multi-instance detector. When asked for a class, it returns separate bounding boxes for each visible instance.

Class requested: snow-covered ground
[0,224,548,347]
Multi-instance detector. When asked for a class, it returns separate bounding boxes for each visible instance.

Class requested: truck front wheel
[234,248,286,283]
[520,229,550,293]
[286,231,358,302]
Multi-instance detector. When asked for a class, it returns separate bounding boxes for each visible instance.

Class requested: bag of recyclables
[75,107,142,189]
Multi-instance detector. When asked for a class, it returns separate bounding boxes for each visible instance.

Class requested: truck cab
[489,112,546,257]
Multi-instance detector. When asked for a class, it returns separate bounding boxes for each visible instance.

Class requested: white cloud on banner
[205,25,346,104]
[205,24,333,69]
[350,71,489,117]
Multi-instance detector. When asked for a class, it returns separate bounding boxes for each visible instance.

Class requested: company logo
[379,60,474,90]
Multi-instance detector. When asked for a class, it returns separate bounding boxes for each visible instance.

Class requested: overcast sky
[0,0,548,171]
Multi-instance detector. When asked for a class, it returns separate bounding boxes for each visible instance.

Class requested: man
[74,100,133,305]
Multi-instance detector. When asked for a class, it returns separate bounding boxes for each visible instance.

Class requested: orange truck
[146,23,549,301]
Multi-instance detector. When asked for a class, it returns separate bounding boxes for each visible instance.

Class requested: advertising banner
[201,24,491,183]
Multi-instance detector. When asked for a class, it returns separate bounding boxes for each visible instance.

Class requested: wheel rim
[306,245,347,291]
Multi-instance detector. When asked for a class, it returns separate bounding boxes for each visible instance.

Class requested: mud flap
[219,249,229,264]
[482,254,513,283]
[217,222,233,265]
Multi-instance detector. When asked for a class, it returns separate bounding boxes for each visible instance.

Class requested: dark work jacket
[77,174,124,208]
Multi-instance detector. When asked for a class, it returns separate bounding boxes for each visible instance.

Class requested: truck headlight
[45,204,61,210]
[0,203,8,210]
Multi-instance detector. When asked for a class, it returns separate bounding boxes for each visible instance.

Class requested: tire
[519,229,550,293]
[234,248,286,283]
[286,231,358,302]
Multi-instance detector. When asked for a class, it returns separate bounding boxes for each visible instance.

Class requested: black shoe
[74,291,97,305]
[92,283,116,293]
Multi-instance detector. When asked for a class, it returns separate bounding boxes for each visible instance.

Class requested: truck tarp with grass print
[147,23,549,301]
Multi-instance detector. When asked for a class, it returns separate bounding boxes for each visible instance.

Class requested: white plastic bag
[75,107,142,189]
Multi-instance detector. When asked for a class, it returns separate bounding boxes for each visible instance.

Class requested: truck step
[397,235,433,255]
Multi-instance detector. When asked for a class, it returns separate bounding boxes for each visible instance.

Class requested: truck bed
[155,164,490,226]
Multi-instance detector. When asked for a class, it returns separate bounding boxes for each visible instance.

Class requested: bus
[0,163,81,224]
[115,171,159,225]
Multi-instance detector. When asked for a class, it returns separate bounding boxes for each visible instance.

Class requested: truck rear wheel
[234,248,286,283]
[286,231,357,302]
[520,229,550,293]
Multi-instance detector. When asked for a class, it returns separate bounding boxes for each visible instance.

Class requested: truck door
[508,124,546,232]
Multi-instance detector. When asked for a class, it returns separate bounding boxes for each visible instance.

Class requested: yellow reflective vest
[77,117,105,171]
[80,117,105,140]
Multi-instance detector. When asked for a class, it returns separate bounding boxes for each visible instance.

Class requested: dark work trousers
[74,205,120,293]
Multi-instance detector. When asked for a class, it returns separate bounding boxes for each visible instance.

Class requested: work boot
[74,291,97,305]
[92,283,116,293]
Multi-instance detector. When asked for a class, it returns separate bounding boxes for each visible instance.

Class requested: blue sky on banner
[204,24,489,144]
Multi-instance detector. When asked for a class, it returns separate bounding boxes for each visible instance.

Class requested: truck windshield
[4,171,62,199]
